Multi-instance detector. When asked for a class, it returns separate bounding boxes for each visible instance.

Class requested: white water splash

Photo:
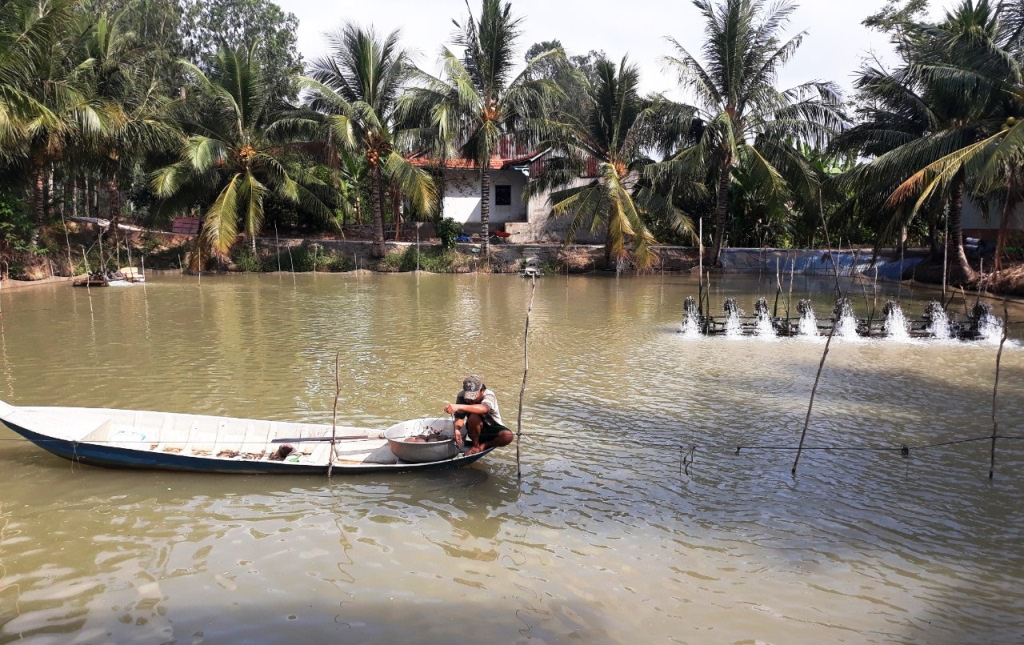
[754,310,777,338]
[884,304,911,341]
[978,313,1005,342]
[680,312,701,338]
[836,313,860,339]
[927,309,952,340]
[798,310,818,337]
[724,309,743,338]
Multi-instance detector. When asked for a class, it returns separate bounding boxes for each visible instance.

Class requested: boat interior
[10,407,401,465]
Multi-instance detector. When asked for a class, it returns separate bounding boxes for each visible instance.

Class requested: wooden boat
[72,267,145,288]
[0,400,492,474]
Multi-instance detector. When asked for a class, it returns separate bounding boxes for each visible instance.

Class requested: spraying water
[797,299,819,337]
[723,298,742,337]
[833,298,859,338]
[680,296,701,338]
[924,301,952,340]
[753,297,776,338]
[972,304,1004,342]
[882,301,911,341]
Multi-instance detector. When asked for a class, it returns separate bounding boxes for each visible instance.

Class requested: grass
[380,247,471,273]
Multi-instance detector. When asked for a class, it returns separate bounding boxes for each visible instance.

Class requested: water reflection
[0,273,1022,642]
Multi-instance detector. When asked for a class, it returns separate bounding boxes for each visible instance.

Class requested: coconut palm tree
[657,0,846,266]
[302,24,436,258]
[83,10,179,245]
[845,0,1023,283]
[0,0,79,165]
[527,56,695,269]
[152,45,335,256]
[20,10,120,239]
[402,0,565,255]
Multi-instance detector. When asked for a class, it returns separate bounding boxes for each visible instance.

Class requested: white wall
[961,196,1024,231]
[440,169,528,225]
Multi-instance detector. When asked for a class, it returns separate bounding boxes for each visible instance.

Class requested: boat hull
[3,418,492,475]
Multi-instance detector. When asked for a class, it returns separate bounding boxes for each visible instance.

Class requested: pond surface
[1,273,1022,644]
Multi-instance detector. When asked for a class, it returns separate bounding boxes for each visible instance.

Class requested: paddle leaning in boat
[0,399,492,474]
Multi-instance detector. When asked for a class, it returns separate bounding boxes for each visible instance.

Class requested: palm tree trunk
[391,187,402,241]
[106,174,121,249]
[928,207,940,258]
[31,162,45,242]
[480,167,491,255]
[947,185,975,285]
[371,165,385,258]
[90,176,99,218]
[994,191,1015,273]
[710,166,731,267]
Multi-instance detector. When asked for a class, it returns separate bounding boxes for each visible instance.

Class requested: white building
[408,144,603,244]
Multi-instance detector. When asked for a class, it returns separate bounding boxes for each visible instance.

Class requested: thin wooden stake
[59,210,74,279]
[515,275,538,479]
[274,222,282,273]
[793,193,844,475]
[772,257,782,319]
[81,246,94,315]
[989,299,1009,479]
[793,322,837,474]
[942,207,949,297]
[329,351,341,479]
[0,261,6,315]
[787,258,795,329]
[287,243,296,286]
[698,218,704,317]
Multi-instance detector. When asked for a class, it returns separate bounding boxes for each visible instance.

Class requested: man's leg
[464,414,484,450]
[465,424,513,455]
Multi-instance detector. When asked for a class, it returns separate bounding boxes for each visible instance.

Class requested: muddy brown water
[0,273,1022,643]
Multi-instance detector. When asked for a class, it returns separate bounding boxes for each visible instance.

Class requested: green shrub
[0,192,39,255]
[263,243,354,272]
[381,247,465,272]
[434,218,463,250]
[233,249,263,272]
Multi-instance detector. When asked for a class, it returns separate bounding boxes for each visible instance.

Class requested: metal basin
[383,418,459,463]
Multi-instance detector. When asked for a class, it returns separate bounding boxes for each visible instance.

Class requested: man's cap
[462,375,484,393]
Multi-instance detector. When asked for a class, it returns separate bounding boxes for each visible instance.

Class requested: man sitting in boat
[444,375,513,455]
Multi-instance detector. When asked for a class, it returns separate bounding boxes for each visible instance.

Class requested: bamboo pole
[989,299,1009,479]
[793,192,843,475]
[287,242,296,286]
[0,261,6,316]
[787,258,795,329]
[329,351,341,480]
[772,257,782,319]
[515,275,538,479]
[942,207,949,298]
[274,222,282,273]
[81,246,94,315]
[698,218,704,317]
[59,210,74,280]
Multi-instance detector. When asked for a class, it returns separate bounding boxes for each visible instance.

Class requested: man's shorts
[453,411,509,444]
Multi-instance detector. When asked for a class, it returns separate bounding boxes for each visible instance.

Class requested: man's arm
[444,402,491,415]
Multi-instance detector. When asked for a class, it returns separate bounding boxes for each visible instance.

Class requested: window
[495,185,512,206]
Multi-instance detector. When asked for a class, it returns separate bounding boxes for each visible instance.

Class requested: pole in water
[0,261,6,316]
[275,222,282,273]
[329,351,341,480]
[81,246,94,315]
[794,197,845,474]
[515,274,538,479]
[698,218,704,317]
[989,299,1009,479]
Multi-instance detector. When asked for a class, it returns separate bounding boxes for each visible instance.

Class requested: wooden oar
[271,435,372,444]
